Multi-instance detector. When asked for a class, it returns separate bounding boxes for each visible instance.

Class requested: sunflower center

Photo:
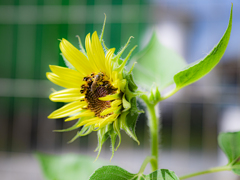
[80,72,117,118]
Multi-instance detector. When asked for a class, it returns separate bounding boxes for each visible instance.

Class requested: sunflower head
[47,17,142,159]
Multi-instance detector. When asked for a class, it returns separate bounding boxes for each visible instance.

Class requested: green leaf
[130,32,187,91]
[130,5,232,100]
[36,152,108,180]
[232,162,240,175]
[218,131,240,175]
[173,5,232,91]
[90,165,179,180]
[144,169,179,180]
[89,166,136,180]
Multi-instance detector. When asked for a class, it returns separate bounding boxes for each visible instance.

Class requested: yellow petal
[119,79,126,92]
[77,117,101,127]
[91,31,106,71]
[111,71,119,84]
[113,107,122,115]
[85,120,102,127]
[60,39,94,75]
[49,88,84,102]
[65,110,95,122]
[111,100,122,107]
[105,48,115,77]
[48,101,87,119]
[46,72,80,88]
[99,93,121,101]
[85,33,99,72]
[49,65,84,84]
[100,106,118,116]
[95,114,117,129]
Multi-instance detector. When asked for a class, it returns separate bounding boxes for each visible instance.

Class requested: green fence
[0,0,150,153]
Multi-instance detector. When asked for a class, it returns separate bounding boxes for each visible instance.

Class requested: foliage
[89,166,179,180]
[36,153,108,180]
[130,4,232,101]
[218,131,240,175]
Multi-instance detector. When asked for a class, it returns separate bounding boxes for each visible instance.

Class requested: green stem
[179,165,231,180]
[138,156,157,175]
[141,95,159,171]
[160,88,179,101]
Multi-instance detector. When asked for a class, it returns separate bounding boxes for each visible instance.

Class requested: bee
[91,72,104,92]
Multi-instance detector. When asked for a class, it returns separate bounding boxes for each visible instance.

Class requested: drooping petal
[100,106,120,116]
[96,114,117,129]
[111,100,122,107]
[77,117,101,127]
[49,88,84,102]
[48,101,87,119]
[65,110,95,122]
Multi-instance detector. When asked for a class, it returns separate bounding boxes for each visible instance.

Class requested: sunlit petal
[49,65,83,84]
[65,110,95,122]
[60,38,94,75]
[50,88,84,102]
[48,101,87,119]
[46,72,79,88]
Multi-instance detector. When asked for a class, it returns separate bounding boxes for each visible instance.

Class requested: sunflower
[47,18,141,159]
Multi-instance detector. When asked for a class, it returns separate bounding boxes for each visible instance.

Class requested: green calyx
[148,84,161,105]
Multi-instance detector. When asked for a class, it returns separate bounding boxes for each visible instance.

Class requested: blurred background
[0,0,240,180]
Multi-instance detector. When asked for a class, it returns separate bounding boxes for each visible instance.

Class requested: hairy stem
[141,95,159,171]
[179,165,231,179]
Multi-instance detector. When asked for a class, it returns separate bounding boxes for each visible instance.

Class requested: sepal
[95,124,112,160]
[54,117,84,132]
[119,98,140,145]
[69,125,94,143]
[61,53,76,70]
[95,124,121,160]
